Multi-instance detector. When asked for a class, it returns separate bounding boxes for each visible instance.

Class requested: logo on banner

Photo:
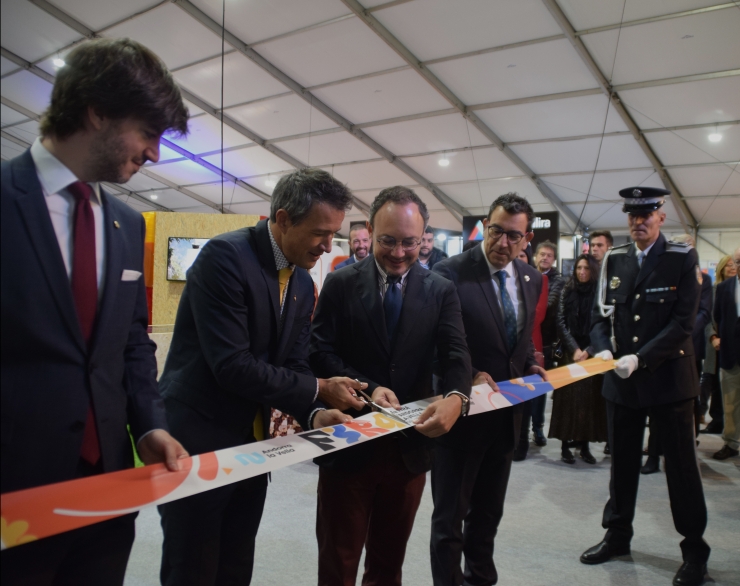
[468,220,485,241]
[300,413,405,452]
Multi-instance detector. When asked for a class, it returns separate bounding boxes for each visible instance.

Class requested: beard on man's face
[88,128,134,183]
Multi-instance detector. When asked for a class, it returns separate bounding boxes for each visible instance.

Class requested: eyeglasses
[375,236,421,252]
[487,224,527,245]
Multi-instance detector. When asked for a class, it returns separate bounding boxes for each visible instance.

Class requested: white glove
[594,350,613,361]
[615,354,639,379]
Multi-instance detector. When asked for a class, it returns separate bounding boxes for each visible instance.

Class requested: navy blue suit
[158,219,320,585]
[1,150,166,584]
[333,254,357,271]
[714,277,740,371]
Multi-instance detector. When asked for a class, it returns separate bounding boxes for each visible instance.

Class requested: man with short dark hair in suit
[1,38,189,585]
[334,224,371,270]
[431,192,547,586]
[310,186,472,586]
[157,168,368,585]
[711,247,740,460]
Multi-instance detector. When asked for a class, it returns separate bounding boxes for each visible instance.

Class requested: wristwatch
[446,390,470,417]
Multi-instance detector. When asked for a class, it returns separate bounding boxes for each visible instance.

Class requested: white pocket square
[121,269,142,281]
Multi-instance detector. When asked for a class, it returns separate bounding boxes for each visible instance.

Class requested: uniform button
[635,294,640,299]
[632,336,639,343]
[611,299,616,303]
[660,299,665,303]
[634,315,640,321]
[679,350,684,355]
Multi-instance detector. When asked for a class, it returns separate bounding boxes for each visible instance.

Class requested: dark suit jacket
[433,245,542,451]
[333,255,357,271]
[591,234,700,408]
[693,273,713,359]
[310,257,471,473]
[159,220,320,456]
[1,150,166,493]
[714,276,740,370]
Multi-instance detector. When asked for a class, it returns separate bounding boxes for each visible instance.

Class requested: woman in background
[549,254,607,464]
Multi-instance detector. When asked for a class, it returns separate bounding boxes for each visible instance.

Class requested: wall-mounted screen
[167,237,210,281]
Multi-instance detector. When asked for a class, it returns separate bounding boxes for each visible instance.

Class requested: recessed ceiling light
[53,58,65,67]
[438,158,450,167]
[436,233,447,242]
[150,194,158,200]
[265,179,276,188]
[708,133,722,143]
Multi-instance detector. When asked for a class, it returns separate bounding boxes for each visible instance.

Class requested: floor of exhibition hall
[124,398,740,586]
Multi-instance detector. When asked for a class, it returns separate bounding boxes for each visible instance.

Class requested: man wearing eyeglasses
[431,193,547,586]
[310,186,472,586]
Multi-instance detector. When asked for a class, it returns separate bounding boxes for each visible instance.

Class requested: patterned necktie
[67,181,100,466]
[637,250,646,268]
[278,267,293,315]
[496,270,518,351]
[383,275,403,344]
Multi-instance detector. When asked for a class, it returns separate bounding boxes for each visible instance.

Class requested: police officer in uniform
[581,187,710,586]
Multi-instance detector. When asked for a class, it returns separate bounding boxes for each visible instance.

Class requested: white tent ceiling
[2,0,739,236]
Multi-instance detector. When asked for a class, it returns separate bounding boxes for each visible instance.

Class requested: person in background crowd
[0,38,190,586]
[432,193,547,586]
[549,255,608,464]
[710,247,740,460]
[157,168,367,586]
[582,186,709,586]
[310,186,471,586]
[418,226,448,270]
[641,234,712,474]
[334,224,371,270]
[702,255,737,434]
[589,230,614,264]
[515,240,565,459]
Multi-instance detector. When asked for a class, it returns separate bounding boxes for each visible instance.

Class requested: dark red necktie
[68,181,100,465]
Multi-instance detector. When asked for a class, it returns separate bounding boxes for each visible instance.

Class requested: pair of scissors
[355,386,410,428]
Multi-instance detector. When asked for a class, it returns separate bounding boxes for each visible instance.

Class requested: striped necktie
[496,270,518,351]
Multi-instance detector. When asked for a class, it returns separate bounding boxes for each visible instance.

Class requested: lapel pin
[524,275,530,282]
[113,220,120,229]
[293,295,296,301]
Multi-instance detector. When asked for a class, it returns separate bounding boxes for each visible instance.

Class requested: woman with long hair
[548,254,608,464]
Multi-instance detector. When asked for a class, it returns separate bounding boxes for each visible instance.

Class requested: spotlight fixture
[52,58,65,68]
[265,179,276,188]
[150,194,159,200]
[436,233,447,242]
[708,133,722,143]
[438,152,450,167]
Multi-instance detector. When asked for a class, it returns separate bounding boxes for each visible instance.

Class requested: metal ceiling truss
[541,0,698,234]
[340,0,581,232]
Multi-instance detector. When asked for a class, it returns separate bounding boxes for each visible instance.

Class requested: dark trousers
[158,474,268,586]
[701,370,724,423]
[316,440,425,586]
[0,514,135,586]
[603,399,710,563]
[430,442,515,586]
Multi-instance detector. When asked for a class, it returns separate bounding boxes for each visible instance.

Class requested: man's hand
[595,350,613,361]
[137,430,189,472]
[711,337,720,351]
[472,371,500,393]
[313,409,353,429]
[372,387,401,409]
[615,355,639,379]
[527,365,549,382]
[318,377,367,411]
[573,349,588,362]
[414,395,463,438]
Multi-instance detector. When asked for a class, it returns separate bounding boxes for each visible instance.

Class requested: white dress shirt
[634,240,656,267]
[30,138,106,295]
[482,245,526,339]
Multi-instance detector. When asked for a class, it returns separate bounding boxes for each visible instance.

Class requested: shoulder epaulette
[666,241,692,253]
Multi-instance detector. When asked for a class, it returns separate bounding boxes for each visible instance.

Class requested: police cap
[619,186,670,214]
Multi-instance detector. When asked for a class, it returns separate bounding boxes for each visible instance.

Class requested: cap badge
[610,276,621,290]
[632,189,642,197]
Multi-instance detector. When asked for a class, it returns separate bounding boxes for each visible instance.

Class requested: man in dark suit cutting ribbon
[1,38,189,585]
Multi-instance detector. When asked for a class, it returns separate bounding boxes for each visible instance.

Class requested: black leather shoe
[561,447,575,464]
[513,441,528,462]
[604,442,611,455]
[641,456,660,474]
[580,447,596,464]
[580,540,630,565]
[712,445,739,460]
[672,561,707,585]
[702,422,723,434]
[534,428,547,446]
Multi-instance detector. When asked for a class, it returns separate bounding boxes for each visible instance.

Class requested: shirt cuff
[136,428,164,446]
[308,408,326,429]
[314,378,320,402]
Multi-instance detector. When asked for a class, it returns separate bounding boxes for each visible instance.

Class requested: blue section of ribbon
[495,375,555,405]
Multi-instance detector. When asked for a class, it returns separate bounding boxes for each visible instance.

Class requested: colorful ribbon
[0,358,615,549]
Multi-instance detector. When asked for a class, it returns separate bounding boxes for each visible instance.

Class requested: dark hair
[369,186,430,227]
[535,240,558,257]
[270,167,353,224]
[569,253,599,287]
[589,230,613,246]
[349,224,367,236]
[40,38,189,139]
[424,226,434,235]
[521,243,535,267]
[487,192,534,231]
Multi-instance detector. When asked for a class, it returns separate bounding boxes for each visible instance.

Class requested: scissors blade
[357,388,409,427]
